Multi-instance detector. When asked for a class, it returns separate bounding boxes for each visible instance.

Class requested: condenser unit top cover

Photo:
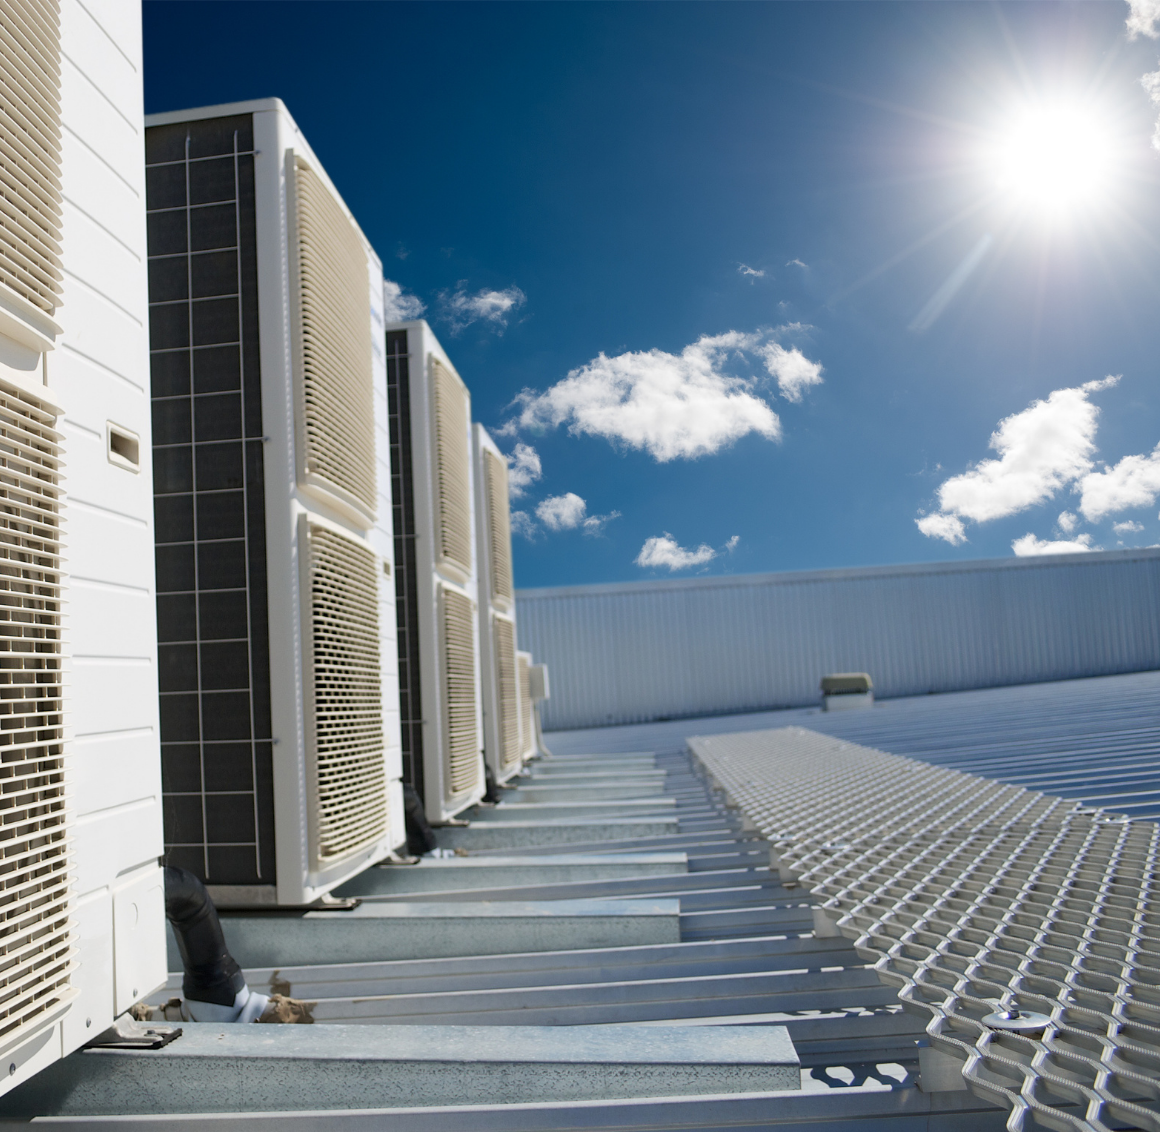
[302,518,388,868]
[292,159,376,525]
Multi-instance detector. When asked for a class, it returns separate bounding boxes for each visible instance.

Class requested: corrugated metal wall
[516,549,1160,730]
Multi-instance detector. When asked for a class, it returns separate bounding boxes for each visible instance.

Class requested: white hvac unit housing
[145,99,404,908]
[386,321,485,823]
[473,425,523,783]
[0,0,166,1098]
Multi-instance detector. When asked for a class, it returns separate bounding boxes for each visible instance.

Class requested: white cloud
[1143,68,1160,150]
[738,264,765,278]
[916,512,967,545]
[1078,443,1160,520]
[725,535,740,552]
[916,376,1118,542]
[786,258,807,268]
[581,510,620,537]
[383,279,425,322]
[1114,519,1145,534]
[506,443,542,499]
[1012,532,1097,556]
[512,331,803,462]
[635,533,716,571]
[1127,0,1160,38]
[536,493,588,531]
[510,510,537,540]
[761,342,824,403]
[1057,510,1078,533]
[440,284,526,333]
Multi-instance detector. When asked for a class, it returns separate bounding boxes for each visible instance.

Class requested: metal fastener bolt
[85,1018,91,1028]
[982,1009,1051,1035]
[8,1064,14,1076]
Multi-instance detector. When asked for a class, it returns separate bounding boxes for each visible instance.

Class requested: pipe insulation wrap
[163,865,248,1010]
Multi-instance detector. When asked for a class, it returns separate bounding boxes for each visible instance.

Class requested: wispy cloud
[1126,0,1160,38]
[1114,519,1145,534]
[383,279,425,322]
[1078,443,1160,520]
[439,283,526,333]
[581,510,620,536]
[786,258,807,268]
[725,535,740,552]
[635,533,718,571]
[1057,510,1079,533]
[738,264,765,279]
[916,376,1118,543]
[506,443,542,499]
[510,330,823,463]
[511,510,537,540]
[760,342,824,403]
[1012,532,1097,556]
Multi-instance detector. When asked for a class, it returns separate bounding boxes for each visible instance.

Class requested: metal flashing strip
[689,727,1160,1132]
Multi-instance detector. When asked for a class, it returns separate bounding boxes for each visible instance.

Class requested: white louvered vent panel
[518,653,534,758]
[441,588,480,798]
[293,161,376,521]
[306,524,387,864]
[431,360,472,576]
[492,615,520,770]
[0,0,64,317]
[483,449,513,607]
[0,381,72,1052]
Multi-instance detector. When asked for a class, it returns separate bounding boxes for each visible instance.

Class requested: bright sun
[989,104,1113,213]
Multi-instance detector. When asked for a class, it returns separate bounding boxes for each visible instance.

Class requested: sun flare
[988,104,1114,213]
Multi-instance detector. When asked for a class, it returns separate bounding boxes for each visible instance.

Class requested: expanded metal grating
[689,727,1160,1132]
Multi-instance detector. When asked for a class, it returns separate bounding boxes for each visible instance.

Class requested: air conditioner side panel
[50,0,164,1087]
[252,107,312,907]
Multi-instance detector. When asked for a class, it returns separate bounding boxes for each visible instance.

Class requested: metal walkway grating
[690,726,1160,1132]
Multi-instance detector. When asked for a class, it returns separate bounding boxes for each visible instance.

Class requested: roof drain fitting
[164,866,269,1023]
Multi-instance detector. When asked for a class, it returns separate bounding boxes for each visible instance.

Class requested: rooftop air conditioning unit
[144,100,404,907]
[0,0,166,1097]
[473,425,523,784]
[385,321,485,823]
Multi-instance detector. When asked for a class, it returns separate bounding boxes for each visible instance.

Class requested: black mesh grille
[147,114,276,887]
[386,329,424,796]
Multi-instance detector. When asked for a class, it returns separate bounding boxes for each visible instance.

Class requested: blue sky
[144,2,1160,588]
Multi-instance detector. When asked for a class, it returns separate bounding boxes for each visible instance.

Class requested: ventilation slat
[518,653,535,759]
[306,524,387,864]
[432,361,472,576]
[441,587,480,798]
[0,0,63,318]
[492,615,520,770]
[0,377,72,1051]
[293,162,376,522]
[483,448,513,607]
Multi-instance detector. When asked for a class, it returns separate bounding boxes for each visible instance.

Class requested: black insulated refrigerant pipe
[163,866,246,1008]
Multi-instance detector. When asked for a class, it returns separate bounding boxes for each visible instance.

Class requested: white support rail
[689,727,1160,1132]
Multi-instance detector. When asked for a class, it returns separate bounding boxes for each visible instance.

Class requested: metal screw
[132,989,138,997]
[8,1064,14,1076]
[85,1018,91,1028]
